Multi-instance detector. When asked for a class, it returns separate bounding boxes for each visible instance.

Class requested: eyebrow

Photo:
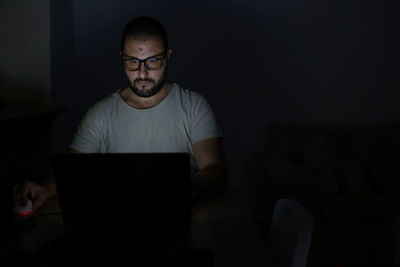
[121,51,165,61]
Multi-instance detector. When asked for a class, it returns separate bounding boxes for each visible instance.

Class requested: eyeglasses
[121,51,166,71]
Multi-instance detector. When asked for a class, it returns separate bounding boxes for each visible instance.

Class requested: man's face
[121,37,171,98]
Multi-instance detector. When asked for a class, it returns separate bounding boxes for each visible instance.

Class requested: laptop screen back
[52,153,191,235]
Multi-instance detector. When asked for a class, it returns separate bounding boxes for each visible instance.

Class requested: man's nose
[137,62,148,78]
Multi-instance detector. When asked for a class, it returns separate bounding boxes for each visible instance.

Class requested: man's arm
[67,148,84,154]
[191,137,228,199]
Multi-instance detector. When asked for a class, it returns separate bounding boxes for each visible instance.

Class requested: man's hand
[13,180,54,213]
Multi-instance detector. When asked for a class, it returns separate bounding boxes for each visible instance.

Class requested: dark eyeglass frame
[121,51,167,71]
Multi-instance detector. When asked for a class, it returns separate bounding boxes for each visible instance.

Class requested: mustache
[134,78,154,83]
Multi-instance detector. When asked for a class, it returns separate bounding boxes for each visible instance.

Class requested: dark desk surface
[7,186,276,267]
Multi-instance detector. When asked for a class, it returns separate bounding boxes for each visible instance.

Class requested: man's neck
[120,81,172,109]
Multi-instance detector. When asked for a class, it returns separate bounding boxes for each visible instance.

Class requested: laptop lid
[52,153,191,234]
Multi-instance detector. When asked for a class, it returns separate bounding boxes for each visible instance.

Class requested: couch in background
[246,123,400,266]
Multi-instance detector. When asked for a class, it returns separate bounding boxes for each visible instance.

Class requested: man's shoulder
[93,89,121,106]
[172,83,208,105]
[85,89,122,116]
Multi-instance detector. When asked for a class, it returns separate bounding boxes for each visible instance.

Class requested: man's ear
[167,49,173,59]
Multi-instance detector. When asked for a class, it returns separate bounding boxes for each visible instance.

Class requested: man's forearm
[192,164,228,198]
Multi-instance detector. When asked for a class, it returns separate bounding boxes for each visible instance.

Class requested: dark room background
[1,0,399,222]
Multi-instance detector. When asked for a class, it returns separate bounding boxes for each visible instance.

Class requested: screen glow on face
[121,51,166,71]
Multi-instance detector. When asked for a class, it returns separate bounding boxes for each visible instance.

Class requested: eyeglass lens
[123,54,165,71]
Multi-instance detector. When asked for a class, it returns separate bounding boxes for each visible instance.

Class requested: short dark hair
[121,17,168,51]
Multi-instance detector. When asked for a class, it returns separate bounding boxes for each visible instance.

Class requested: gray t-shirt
[69,83,223,174]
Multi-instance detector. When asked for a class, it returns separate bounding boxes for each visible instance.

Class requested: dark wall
[0,0,51,111]
[51,0,400,203]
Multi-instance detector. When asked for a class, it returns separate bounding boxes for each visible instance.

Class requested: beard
[126,68,167,98]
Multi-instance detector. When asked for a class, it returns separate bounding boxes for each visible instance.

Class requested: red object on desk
[13,200,33,216]
[17,210,33,216]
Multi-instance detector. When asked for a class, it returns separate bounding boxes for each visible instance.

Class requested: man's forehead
[123,38,164,58]
[124,36,163,48]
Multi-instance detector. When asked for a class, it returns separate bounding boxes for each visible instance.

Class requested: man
[14,16,228,212]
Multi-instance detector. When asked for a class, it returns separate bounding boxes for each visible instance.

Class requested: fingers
[13,180,49,212]
[13,180,36,207]
[19,181,31,207]
[12,182,27,206]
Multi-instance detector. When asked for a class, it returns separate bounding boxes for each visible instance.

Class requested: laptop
[52,153,192,249]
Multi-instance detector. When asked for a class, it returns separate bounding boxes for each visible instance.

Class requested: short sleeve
[189,94,223,144]
[69,104,105,153]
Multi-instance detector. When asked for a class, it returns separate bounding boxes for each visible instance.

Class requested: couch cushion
[335,159,371,196]
[322,192,400,221]
[327,134,372,197]
[386,127,400,192]
[357,132,396,193]
[321,196,373,221]
[302,134,339,197]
